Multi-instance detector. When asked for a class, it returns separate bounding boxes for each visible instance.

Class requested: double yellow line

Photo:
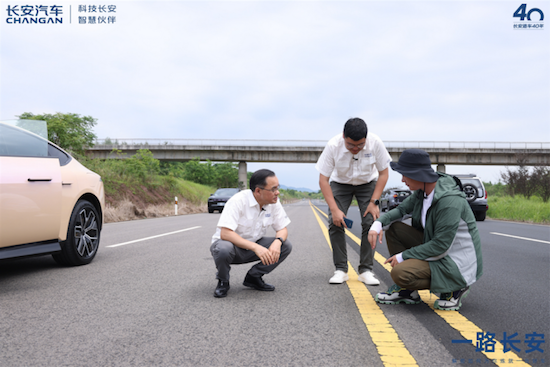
[309,202,530,367]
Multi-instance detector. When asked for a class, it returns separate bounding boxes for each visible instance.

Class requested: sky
[1,0,549,191]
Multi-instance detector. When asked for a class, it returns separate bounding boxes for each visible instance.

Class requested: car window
[0,123,48,157]
[214,188,239,196]
[48,143,72,166]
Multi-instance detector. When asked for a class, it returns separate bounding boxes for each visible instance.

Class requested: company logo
[513,3,545,29]
[4,4,117,25]
[5,5,63,24]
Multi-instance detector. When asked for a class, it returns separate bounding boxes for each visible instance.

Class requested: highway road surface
[1,200,548,367]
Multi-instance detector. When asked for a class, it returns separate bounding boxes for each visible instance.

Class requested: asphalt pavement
[0,200,548,367]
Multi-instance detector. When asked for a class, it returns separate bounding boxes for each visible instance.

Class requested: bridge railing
[92,139,550,150]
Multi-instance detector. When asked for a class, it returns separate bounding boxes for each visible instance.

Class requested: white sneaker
[357,270,380,286]
[329,270,349,284]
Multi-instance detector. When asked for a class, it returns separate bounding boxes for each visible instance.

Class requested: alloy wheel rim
[74,208,99,257]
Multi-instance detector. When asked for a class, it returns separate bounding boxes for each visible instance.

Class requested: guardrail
[92,139,550,150]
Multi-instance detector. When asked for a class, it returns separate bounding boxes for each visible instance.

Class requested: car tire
[474,211,486,221]
[208,208,214,213]
[52,200,100,266]
[462,184,478,203]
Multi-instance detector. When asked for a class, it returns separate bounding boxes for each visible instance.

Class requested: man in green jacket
[368,149,483,311]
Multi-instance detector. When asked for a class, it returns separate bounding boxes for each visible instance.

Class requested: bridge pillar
[238,161,247,189]
[437,164,446,173]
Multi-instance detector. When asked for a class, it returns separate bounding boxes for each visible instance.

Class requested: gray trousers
[210,237,293,282]
[328,181,376,274]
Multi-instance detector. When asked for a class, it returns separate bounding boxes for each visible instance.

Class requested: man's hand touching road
[384,255,399,267]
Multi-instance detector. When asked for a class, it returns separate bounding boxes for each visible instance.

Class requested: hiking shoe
[357,270,380,286]
[329,270,349,284]
[434,286,470,311]
[375,284,421,304]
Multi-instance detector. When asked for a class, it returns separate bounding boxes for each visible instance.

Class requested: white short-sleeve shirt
[211,190,291,244]
[315,132,392,185]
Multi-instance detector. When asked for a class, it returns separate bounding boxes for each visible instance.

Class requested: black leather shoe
[243,273,275,291]
[214,280,230,298]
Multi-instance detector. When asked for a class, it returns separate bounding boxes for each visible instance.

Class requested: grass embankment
[81,158,215,222]
[81,156,321,223]
[487,195,550,224]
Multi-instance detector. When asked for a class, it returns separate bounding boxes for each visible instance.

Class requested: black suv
[208,188,240,213]
[453,174,488,221]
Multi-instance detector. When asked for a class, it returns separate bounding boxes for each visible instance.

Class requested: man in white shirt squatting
[210,169,292,298]
[316,117,392,286]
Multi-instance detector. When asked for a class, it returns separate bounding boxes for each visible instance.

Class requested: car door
[0,124,62,248]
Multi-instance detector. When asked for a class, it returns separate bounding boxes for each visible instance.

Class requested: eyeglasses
[259,186,280,193]
[345,142,365,150]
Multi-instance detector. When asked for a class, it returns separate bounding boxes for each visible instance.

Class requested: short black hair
[343,117,368,141]
[250,169,276,192]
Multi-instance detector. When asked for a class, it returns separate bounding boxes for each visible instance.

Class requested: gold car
[0,120,105,265]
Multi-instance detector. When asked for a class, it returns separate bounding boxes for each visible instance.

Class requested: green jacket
[379,173,483,293]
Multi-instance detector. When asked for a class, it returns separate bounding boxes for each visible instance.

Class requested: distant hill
[280,185,317,193]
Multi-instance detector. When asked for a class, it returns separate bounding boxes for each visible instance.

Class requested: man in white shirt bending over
[210,169,292,298]
[316,117,391,285]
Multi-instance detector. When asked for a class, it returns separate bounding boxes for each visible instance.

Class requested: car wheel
[474,211,486,221]
[208,208,214,213]
[462,184,478,203]
[53,200,100,266]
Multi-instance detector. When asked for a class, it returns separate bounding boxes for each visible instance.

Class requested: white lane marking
[490,232,550,244]
[107,226,202,248]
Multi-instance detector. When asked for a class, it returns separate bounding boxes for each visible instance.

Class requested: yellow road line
[310,202,530,367]
[419,291,529,366]
[309,202,418,367]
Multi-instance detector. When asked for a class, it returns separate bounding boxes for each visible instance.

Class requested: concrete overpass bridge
[87,139,550,187]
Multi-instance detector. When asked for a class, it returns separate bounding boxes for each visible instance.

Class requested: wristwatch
[276,237,285,245]
[370,199,380,205]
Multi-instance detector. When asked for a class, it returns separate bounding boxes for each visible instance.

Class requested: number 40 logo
[514,4,544,21]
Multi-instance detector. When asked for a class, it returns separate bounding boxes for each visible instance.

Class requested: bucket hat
[390,149,439,183]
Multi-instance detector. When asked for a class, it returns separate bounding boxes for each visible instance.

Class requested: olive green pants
[386,222,431,290]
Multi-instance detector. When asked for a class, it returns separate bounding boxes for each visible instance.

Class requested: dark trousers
[386,222,431,290]
[328,181,376,274]
[210,237,292,282]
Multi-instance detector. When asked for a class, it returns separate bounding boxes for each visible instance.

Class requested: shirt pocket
[236,217,254,238]
[360,155,376,171]
[262,214,274,229]
[335,159,351,176]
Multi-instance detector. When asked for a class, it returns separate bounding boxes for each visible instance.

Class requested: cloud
[1,1,548,190]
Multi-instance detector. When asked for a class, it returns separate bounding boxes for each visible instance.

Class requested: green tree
[531,165,550,203]
[212,162,239,188]
[17,112,97,156]
[160,161,186,178]
[183,158,214,185]
[126,149,160,180]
